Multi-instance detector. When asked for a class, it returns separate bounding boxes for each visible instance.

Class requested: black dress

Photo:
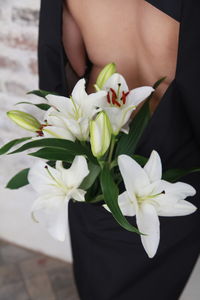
[38,1,200,299]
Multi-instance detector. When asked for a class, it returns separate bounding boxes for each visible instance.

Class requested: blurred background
[0,0,199,299]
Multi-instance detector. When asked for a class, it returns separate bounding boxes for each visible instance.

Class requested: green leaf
[46,160,56,168]
[153,77,167,89]
[0,137,32,155]
[86,194,104,203]
[6,168,30,189]
[9,138,97,164]
[9,138,84,155]
[115,100,150,156]
[27,89,58,98]
[100,163,142,235]
[132,154,148,167]
[29,148,74,162]
[163,167,200,182]
[80,161,101,190]
[15,102,50,111]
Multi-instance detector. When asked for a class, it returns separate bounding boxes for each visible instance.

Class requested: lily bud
[7,110,41,132]
[94,63,116,91]
[90,111,112,158]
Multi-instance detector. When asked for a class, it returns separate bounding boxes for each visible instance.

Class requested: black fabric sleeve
[176,0,200,148]
[38,0,70,96]
[145,0,181,22]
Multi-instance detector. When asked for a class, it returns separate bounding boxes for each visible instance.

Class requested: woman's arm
[62,0,87,77]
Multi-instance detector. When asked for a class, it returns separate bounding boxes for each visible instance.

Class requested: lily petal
[46,95,73,116]
[102,106,124,134]
[79,118,90,141]
[61,156,89,188]
[126,86,154,107]
[160,180,196,199]
[118,155,150,201]
[31,194,68,241]
[71,78,88,106]
[28,161,62,194]
[45,107,65,127]
[62,117,85,140]
[118,191,136,216]
[45,108,70,128]
[136,203,160,258]
[71,189,86,202]
[157,199,197,217]
[86,91,107,114]
[144,150,162,182]
[103,73,129,93]
[138,180,164,198]
[43,125,75,141]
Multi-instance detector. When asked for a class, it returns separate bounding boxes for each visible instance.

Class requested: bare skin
[62,0,180,114]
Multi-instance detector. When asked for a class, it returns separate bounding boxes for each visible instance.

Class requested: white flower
[42,107,75,141]
[103,150,197,258]
[101,73,154,135]
[28,156,89,241]
[45,79,107,141]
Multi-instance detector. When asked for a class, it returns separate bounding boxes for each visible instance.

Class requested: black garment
[146,0,181,22]
[38,1,200,299]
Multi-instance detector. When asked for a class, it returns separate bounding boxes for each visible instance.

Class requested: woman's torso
[66,0,180,112]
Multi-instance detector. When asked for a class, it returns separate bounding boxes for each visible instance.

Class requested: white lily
[45,79,107,141]
[41,107,75,141]
[100,73,154,135]
[103,150,197,258]
[28,156,89,241]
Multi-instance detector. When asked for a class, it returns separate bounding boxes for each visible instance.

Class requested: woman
[38,1,200,299]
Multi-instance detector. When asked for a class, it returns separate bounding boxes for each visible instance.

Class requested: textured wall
[0,0,40,181]
[0,0,72,262]
[0,0,39,99]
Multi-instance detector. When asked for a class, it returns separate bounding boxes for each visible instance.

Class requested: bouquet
[1,63,199,258]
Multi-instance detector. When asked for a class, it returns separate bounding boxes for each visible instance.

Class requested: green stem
[98,159,105,170]
[110,159,117,169]
[80,140,86,147]
[108,135,116,166]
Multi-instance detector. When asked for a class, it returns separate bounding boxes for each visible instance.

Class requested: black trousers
[68,185,200,300]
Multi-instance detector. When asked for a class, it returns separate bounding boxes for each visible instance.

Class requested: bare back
[63,0,180,112]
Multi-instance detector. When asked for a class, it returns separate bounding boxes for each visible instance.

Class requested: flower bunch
[1,63,198,258]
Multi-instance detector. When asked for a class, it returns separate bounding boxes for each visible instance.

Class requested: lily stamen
[121,91,130,104]
[36,123,51,137]
[107,93,111,104]
[137,191,165,205]
[117,83,121,98]
[110,88,121,107]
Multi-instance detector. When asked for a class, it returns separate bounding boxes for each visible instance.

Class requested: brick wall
[0,0,41,184]
[0,1,71,262]
[0,0,39,97]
